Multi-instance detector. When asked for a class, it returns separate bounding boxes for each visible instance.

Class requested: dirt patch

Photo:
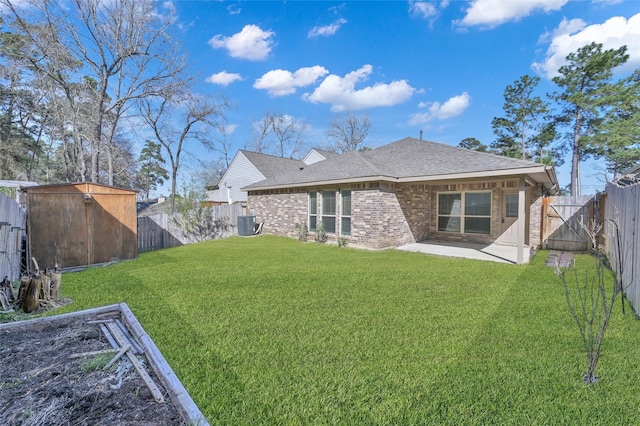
[0,313,186,425]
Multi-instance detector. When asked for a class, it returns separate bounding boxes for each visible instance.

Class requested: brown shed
[23,182,138,269]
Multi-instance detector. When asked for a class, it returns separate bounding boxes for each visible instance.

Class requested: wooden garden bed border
[0,303,209,426]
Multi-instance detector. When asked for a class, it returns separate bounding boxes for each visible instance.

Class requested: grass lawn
[54,235,640,424]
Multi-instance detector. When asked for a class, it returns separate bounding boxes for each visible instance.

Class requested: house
[22,182,138,269]
[206,149,337,205]
[244,137,559,263]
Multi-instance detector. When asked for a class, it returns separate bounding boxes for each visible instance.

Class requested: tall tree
[0,17,45,181]
[326,112,372,153]
[2,0,185,184]
[136,139,168,200]
[491,75,548,161]
[586,69,640,177]
[458,137,487,152]
[139,89,227,211]
[550,42,629,195]
[249,111,308,159]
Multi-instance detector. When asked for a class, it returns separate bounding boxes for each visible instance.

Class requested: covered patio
[397,240,534,264]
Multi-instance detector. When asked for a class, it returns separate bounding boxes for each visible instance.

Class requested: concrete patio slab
[396,240,533,264]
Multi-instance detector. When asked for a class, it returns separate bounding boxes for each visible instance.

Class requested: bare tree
[326,112,372,153]
[555,220,626,384]
[139,89,227,212]
[2,0,185,184]
[249,111,308,158]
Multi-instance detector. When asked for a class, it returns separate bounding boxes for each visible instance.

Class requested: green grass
[55,235,640,424]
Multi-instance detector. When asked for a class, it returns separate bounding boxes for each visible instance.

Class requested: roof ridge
[403,137,541,167]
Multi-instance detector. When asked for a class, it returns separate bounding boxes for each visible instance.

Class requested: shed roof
[245,137,558,191]
[21,182,137,194]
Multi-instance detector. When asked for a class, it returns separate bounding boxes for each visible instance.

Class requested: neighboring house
[615,163,640,186]
[244,137,559,262]
[207,149,336,205]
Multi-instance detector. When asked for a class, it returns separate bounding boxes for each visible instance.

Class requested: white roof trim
[245,165,557,191]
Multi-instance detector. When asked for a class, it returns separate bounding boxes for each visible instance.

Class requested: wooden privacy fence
[542,195,595,251]
[0,193,26,281]
[138,204,244,252]
[604,181,640,314]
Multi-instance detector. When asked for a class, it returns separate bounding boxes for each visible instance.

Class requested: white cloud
[456,0,568,28]
[205,71,243,86]
[303,65,415,112]
[208,24,275,61]
[308,18,347,38]
[409,93,471,125]
[533,13,640,78]
[226,4,241,15]
[408,0,438,18]
[224,124,238,134]
[254,66,329,97]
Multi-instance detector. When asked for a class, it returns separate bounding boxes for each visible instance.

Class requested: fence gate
[0,193,27,281]
[542,195,595,251]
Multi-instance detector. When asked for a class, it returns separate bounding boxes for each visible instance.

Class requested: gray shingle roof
[240,150,305,178]
[244,137,552,190]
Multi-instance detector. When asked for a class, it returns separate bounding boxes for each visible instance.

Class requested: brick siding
[248,179,546,249]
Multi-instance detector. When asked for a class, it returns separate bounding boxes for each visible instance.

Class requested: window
[308,192,317,231]
[438,191,491,234]
[505,193,519,218]
[322,191,336,233]
[341,190,351,235]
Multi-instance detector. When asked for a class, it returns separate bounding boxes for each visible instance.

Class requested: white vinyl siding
[207,152,265,204]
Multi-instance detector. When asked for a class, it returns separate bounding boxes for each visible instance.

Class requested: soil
[0,311,186,425]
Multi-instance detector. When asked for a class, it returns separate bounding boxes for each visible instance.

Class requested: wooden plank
[119,303,210,426]
[105,321,165,404]
[103,344,131,370]
[69,348,119,359]
[0,304,122,331]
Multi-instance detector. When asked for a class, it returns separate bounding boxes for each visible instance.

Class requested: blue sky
[167,0,640,194]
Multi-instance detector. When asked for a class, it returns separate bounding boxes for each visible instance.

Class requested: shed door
[499,191,519,245]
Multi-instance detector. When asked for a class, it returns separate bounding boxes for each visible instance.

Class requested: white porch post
[517,176,526,264]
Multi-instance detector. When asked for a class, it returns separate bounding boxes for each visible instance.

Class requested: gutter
[245,165,553,192]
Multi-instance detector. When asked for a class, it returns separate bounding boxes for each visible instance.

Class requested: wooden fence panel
[604,182,640,314]
[138,204,244,252]
[542,195,594,251]
[0,193,26,281]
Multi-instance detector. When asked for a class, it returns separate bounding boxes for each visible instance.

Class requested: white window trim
[321,190,337,234]
[308,192,317,231]
[437,190,492,235]
[340,189,351,236]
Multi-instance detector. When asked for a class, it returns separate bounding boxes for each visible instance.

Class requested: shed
[23,182,138,269]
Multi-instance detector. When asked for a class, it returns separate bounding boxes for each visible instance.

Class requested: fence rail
[0,193,27,281]
[137,204,244,252]
[604,181,640,314]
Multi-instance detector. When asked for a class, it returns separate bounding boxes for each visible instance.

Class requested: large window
[322,191,336,233]
[438,191,491,234]
[309,192,317,231]
[341,190,351,235]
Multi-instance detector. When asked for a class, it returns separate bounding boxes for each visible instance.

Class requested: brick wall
[528,185,543,247]
[350,189,415,249]
[249,192,307,239]
[248,180,547,249]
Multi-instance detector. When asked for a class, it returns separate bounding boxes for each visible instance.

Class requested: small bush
[294,222,308,241]
[314,222,327,243]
